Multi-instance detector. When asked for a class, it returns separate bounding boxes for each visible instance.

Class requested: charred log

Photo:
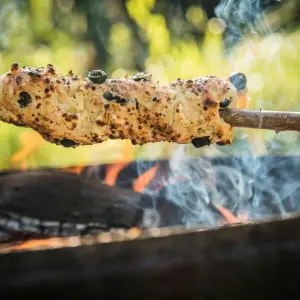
[0,170,163,242]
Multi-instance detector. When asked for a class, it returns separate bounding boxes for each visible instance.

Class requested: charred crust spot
[96,120,105,126]
[15,76,22,85]
[176,108,180,113]
[203,98,218,108]
[152,97,158,102]
[11,62,19,72]
[191,136,211,148]
[104,104,110,110]
[64,113,78,122]
[36,95,41,100]
[35,117,39,122]
[56,80,61,84]
[91,85,96,91]
[36,103,41,109]
[70,114,78,120]
[45,88,50,94]
[186,79,193,84]
[68,70,73,77]
[84,82,91,89]
[49,84,54,92]
[216,141,226,146]
[46,64,55,74]
[136,101,140,113]
[203,106,208,111]
[17,91,32,108]
[60,139,78,148]
[45,94,51,98]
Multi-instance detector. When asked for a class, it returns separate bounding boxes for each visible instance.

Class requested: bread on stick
[0,63,247,148]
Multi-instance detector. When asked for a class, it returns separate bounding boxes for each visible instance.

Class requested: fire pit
[1,155,300,299]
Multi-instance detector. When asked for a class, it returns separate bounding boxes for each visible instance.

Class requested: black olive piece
[229,72,247,90]
[216,141,226,146]
[191,136,211,148]
[17,91,32,108]
[219,98,231,108]
[103,91,115,101]
[60,139,79,148]
[116,97,128,104]
[88,70,107,84]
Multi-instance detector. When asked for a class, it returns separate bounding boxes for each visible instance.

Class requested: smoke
[214,0,274,49]
[136,0,296,228]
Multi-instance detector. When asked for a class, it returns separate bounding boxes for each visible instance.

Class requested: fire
[63,166,85,175]
[105,162,131,186]
[11,131,44,169]
[215,205,248,224]
[132,163,159,193]
[2,238,62,252]
[5,141,250,252]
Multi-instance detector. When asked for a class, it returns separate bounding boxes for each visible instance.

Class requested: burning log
[0,170,164,243]
[1,213,300,299]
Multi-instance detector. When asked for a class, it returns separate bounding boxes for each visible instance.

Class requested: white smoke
[215,0,273,49]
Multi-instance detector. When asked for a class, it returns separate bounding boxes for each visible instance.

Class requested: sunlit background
[0,0,299,171]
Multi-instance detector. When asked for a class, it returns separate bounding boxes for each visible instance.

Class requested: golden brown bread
[0,62,245,148]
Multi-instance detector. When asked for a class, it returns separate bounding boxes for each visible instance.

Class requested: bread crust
[0,63,239,147]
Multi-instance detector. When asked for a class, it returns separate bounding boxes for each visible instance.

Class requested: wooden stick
[220,108,300,132]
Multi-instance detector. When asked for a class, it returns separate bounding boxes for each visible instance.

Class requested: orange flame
[64,166,85,175]
[11,131,44,170]
[215,205,248,224]
[105,162,131,186]
[2,238,63,252]
[132,163,159,193]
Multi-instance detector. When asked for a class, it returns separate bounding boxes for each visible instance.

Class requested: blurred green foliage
[0,0,300,170]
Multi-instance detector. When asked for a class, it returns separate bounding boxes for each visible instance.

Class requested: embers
[0,213,110,243]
